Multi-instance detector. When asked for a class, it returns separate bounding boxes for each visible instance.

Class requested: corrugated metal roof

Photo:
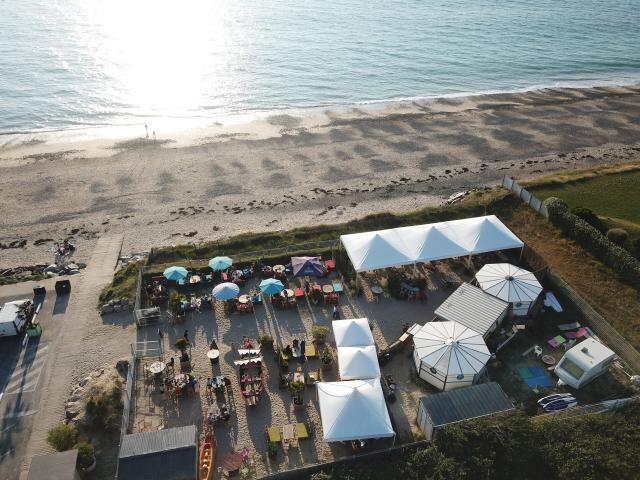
[434,283,509,336]
[118,425,197,480]
[28,449,79,480]
[420,382,514,427]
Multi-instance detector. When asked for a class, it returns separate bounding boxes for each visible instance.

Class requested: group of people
[207,403,230,423]
[283,338,307,362]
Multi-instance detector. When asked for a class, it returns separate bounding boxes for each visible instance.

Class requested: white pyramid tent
[475,263,542,316]
[395,224,469,262]
[337,345,380,380]
[332,318,374,347]
[413,321,491,391]
[317,379,394,442]
[450,216,524,255]
[339,229,413,272]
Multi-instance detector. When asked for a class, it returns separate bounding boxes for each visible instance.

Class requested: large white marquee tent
[340,215,524,273]
[332,318,375,347]
[475,263,543,316]
[337,345,381,380]
[413,321,491,391]
[317,379,395,442]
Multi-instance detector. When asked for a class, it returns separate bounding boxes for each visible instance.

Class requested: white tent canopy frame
[337,345,381,380]
[413,321,491,391]
[332,318,375,348]
[340,215,524,274]
[317,378,395,443]
[475,263,543,316]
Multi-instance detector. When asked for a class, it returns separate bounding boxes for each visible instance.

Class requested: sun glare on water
[79,0,240,119]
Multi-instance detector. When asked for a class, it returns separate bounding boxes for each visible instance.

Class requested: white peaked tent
[475,263,543,316]
[340,215,523,273]
[332,318,375,347]
[339,229,413,272]
[337,345,380,380]
[317,379,394,442]
[413,321,491,391]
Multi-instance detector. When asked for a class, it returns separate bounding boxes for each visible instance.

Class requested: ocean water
[1,0,640,136]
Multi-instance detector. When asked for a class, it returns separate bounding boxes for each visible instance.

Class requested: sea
[1,0,640,139]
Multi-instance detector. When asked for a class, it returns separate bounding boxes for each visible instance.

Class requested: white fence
[501,176,548,217]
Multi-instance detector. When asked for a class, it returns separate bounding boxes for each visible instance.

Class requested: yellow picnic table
[267,426,281,443]
[295,422,309,439]
[305,343,317,358]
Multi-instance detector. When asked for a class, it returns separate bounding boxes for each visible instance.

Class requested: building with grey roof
[28,449,81,480]
[117,425,197,480]
[417,382,514,440]
[434,283,510,338]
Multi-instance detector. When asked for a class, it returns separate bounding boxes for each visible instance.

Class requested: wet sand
[1,84,640,268]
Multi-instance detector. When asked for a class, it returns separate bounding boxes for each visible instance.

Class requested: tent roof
[339,229,414,272]
[413,321,491,377]
[337,345,381,380]
[340,215,523,272]
[332,318,374,347]
[420,382,514,427]
[317,379,394,442]
[475,263,542,304]
[434,283,509,337]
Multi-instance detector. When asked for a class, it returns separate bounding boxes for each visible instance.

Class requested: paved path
[0,234,124,480]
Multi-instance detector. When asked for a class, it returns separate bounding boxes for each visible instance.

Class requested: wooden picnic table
[282,423,296,445]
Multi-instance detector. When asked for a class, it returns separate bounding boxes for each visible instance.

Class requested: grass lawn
[528,170,640,224]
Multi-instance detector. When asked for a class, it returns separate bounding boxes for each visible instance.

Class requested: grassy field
[528,170,640,224]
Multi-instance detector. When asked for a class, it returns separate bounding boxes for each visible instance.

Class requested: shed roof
[420,382,514,427]
[118,425,197,480]
[434,283,509,336]
[28,449,79,480]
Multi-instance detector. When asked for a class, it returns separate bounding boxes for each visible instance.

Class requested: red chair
[324,259,336,270]
[294,287,304,298]
[221,272,230,282]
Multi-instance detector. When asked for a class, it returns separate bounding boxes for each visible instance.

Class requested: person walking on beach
[183,329,189,341]
[157,327,164,342]
[145,124,148,138]
[332,305,340,320]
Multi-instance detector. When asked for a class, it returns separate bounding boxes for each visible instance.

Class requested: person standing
[145,124,149,138]
[332,305,340,320]
[184,329,189,341]
[157,327,164,342]
[300,339,306,362]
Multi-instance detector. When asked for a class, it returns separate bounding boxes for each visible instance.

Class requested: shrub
[606,228,629,246]
[75,441,95,469]
[258,333,273,347]
[546,210,640,287]
[312,326,330,343]
[632,238,640,258]
[543,196,568,218]
[47,423,78,452]
[85,381,123,431]
[570,206,606,232]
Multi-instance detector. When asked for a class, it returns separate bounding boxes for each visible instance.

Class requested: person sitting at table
[283,344,293,357]
[206,377,213,393]
[168,357,175,368]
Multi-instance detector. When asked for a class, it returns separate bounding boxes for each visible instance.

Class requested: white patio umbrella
[212,282,240,301]
[413,321,491,391]
[475,263,542,316]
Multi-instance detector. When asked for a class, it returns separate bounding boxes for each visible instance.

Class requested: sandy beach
[2,84,640,269]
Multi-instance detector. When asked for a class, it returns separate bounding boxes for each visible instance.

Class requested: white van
[0,300,30,337]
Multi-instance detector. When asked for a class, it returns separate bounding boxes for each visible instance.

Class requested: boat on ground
[199,433,215,480]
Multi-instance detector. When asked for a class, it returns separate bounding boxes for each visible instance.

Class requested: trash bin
[33,285,46,295]
[55,279,71,295]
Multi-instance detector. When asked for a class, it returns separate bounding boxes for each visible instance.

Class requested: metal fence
[501,176,548,217]
[119,346,135,443]
[546,270,640,373]
[532,396,639,423]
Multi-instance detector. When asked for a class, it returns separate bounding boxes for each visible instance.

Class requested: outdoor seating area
[127,218,633,478]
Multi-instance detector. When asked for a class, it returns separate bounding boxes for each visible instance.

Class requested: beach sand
[2,84,640,268]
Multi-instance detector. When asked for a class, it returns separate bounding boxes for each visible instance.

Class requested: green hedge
[543,198,640,286]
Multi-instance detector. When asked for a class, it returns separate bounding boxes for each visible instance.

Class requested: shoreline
[1,84,640,269]
[2,82,640,160]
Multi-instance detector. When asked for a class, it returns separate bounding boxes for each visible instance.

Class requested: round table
[371,286,383,295]
[283,289,294,298]
[221,451,244,473]
[322,284,334,294]
[273,265,285,274]
[189,275,201,284]
[238,294,250,304]
[175,374,189,389]
[542,354,557,366]
[207,349,220,364]
[149,361,166,375]
[232,270,243,280]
